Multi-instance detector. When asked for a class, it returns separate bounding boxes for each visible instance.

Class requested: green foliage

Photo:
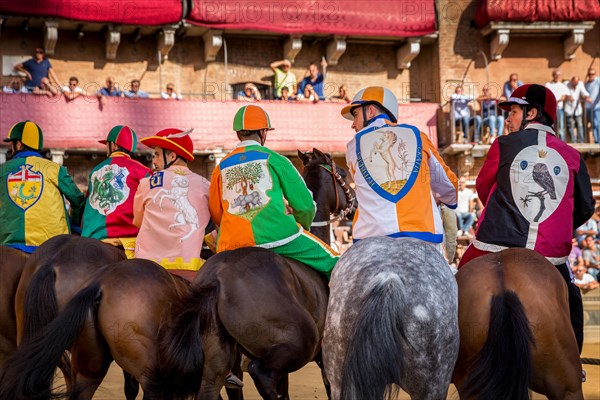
[225,162,264,190]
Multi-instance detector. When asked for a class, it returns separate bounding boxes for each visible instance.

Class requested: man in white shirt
[545,69,570,141]
[455,177,476,237]
[564,76,590,143]
[585,68,600,144]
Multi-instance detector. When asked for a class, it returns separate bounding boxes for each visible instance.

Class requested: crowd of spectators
[571,207,600,292]
[450,68,599,145]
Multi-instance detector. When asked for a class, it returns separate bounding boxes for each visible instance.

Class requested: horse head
[298,148,356,243]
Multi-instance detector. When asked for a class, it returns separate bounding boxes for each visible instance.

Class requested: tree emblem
[224,162,264,211]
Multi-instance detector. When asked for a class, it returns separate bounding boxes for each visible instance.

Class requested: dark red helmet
[498,84,557,124]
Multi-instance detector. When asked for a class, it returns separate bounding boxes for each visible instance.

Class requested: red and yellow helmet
[140,128,194,161]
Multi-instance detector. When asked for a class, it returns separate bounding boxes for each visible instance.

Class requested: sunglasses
[35,50,44,54]
[166,87,174,90]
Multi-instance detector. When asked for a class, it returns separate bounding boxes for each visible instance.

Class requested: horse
[0,258,192,400]
[9,235,134,398]
[0,246,29,365]
[156,148,354,400]
[322,236,459,400]
[452,248,583,400]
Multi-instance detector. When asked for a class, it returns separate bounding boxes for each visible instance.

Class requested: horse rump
[460,290,534,400]
[340,274,407,400]
[0,282,102,400]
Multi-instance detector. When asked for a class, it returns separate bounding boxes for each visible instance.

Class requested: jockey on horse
[81,125,151,257]
[0,120,84,253]
[342,86,458,251]
[133,128,211,282]
[209,104,339,277]
[458,84,596,353]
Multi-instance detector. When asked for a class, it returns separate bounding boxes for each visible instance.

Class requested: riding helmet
[99,125,138,153]
[233,105,274,132]
[498,84,557,124]
[341,86,399,123]
[3,120,44,150]
[140,128,195,161]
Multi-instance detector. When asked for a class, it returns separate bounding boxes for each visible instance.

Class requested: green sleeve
[271,152,315,230]
[58,166,85,226]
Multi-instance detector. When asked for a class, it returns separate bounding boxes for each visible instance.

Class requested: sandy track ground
[84,343,599,399]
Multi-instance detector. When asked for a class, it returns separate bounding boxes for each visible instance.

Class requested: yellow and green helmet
[3,120,44,150]
[233,105,274,132]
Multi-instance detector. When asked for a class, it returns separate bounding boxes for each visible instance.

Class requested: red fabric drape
[476,0,600,28]
[187,0,436,37]
[0,0,184,25]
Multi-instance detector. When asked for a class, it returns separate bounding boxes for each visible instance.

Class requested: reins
[310,159,355,227]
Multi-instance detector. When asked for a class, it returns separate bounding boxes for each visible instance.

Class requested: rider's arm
[423,133,458,209]
[475,139,500,205]
[273,154,315,230]
[572,156,596,229]
[58,167,85,227]
[132,178,149,228]
[208,166,224,227]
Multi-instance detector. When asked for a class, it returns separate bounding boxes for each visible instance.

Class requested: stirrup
[225,372,244,389]
[582,369,586,383]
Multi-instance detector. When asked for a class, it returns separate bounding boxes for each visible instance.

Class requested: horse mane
[302,149,333,169]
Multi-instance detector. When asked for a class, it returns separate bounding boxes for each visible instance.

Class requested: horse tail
[158,282,216,400]
[461,291,534,400]
[340,274,406,400]
[21,263,58,345]
[0,282,102,400]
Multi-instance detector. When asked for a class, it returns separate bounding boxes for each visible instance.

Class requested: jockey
[458,84,595,353]
[342,86,458,253]
[209,104,339,278]
[81,125,151,257]
[133,128,211,282]
[0,120,84,253]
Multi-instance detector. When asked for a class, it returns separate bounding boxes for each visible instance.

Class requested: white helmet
[341,86,398,123]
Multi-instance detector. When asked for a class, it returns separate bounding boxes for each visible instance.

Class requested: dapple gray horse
[323,237,459,400]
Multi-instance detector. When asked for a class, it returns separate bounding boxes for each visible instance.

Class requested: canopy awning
[475,0,600,28]
[0,0,185,25]
[187,0,436,37]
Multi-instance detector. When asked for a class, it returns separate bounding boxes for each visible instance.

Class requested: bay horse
[157,148,354,400]
[322,237,459,400]
[0,258,191,400]
[0,246,29,365]
[452,248,583,400]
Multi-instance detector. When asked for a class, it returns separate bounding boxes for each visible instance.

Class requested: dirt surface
[86,343,600,399]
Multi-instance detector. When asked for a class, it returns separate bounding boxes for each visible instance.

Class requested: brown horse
[0,258,192,400]
[452,248,582,400]
[157,148,354,400]
[0,246,29,365]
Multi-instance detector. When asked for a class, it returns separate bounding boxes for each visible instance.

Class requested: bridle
[309,158,355,228]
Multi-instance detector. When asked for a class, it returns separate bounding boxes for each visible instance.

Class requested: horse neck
[304,166,335,245]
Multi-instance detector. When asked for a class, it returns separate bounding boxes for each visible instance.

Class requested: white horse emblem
[152,175,199,242]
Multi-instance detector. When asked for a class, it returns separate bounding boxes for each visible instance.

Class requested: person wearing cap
[458,83,595,353]
[81,125,152,257]
[209,104,339,278]
[342,86,458,257]
[270,59,297,100]
[133,128,211,282]
[0,121,84,253]
[237,83,261,102]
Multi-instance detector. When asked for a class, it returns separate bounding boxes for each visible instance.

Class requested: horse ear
[312,148,326,160]
[297,150,310,165]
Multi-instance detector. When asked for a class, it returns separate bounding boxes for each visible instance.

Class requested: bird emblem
[532,163,556,200]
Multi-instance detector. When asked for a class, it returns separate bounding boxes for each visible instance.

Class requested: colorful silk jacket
[133,165,211,271]
[209,140,316,252]
[346,116,458,243]
[81,152,151,240]
[475,123,595,264]
[0,151,84,252]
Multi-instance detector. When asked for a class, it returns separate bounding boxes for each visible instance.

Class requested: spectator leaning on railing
[13,47,60,97]
[62,76,84,102]
[564,76,590,143]
[161,83,182,100]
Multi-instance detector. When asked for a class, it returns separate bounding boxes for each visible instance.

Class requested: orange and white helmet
[341,86,398,123]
